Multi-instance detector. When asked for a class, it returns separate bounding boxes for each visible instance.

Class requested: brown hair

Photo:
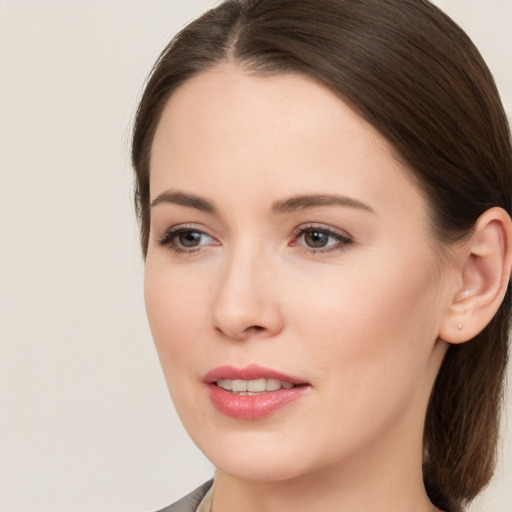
[131,1,512,510]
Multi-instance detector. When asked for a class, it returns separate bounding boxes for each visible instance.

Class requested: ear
[439,207,512,344]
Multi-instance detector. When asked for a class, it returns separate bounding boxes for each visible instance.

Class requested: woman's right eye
[158,226,217,254]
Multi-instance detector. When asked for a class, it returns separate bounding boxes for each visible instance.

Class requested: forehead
[153,65,377,152]
[149,64,425,220]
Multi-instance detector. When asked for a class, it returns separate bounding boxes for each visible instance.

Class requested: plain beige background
[0,1,510,511]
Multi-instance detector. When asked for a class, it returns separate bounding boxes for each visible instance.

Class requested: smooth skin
[144,64,512,512]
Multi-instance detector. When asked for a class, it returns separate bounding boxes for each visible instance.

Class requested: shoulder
[154,480,214,512]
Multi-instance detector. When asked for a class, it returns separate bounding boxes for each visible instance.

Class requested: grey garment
[155,480,214,512]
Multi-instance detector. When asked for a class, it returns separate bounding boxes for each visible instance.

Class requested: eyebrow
[272,194,375,215]
[150,190,374,215]
[150,190,216,213]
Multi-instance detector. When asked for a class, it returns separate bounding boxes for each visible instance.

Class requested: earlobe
[440,207,512,344]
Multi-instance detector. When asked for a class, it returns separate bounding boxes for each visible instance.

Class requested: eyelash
[157,225,214,254]
[291,225,353,254]
[157,224,353,255]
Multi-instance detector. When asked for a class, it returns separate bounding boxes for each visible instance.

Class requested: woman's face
[145,65,452,483]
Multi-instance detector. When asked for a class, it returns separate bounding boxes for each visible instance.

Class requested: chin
[188,427,333,483]
[212,452,311,483]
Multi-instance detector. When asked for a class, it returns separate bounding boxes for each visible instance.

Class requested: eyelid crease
[292,222,352,237]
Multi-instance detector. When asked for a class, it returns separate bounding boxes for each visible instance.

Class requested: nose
[211,248,284,341]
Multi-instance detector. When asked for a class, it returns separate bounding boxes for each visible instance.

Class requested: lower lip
[207,384,308,420]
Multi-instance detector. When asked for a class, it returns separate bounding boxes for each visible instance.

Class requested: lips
[204,364,310,420]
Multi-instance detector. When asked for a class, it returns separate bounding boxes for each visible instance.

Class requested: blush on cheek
[145,271,208,368]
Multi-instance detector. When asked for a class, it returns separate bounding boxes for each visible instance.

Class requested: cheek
[290,251,442,405]
[144,262,211,379]
[293,255,438,342]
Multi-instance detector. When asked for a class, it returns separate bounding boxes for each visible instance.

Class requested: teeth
[216,379,232,390]
[247,379,266,392]
[216,378,295,393]
[231,380,247,392]
[266,378,281,391]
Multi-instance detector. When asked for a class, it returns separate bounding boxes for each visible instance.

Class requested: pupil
[305,230,328,248]
[179,231,201,247]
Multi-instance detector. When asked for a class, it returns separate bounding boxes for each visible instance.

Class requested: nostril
[215,324,267,340]
[247,325,265,333]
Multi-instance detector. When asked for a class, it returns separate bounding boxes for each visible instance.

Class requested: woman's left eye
[293,226,352,253]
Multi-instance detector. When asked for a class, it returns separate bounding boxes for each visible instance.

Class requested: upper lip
[203,364,307,385]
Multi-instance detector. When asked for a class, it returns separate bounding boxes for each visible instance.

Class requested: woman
[131,1,512,511]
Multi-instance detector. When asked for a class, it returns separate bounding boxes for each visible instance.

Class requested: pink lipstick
[204,364,309,420]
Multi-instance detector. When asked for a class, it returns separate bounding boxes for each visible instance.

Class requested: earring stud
[457,323,463,330]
